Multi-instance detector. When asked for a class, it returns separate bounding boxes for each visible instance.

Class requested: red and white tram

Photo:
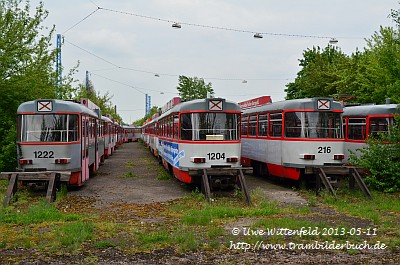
[102,114,114,158]
[17,99,102,185]
[240,97,344,181]
[343,103,399,163]
[142,97,243,188]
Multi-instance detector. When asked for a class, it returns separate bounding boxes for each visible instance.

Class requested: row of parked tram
[16,98,139,186]
[141,96,399,186]
[13,96,399,191]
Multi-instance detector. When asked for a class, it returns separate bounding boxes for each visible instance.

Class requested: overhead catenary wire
[90,72,179,95]
[98,6,337,40]
[62,7,101,35]
[64,38,293,81]
[63,2,363,40]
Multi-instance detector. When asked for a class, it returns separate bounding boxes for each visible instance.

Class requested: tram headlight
[334,154,345,160]
[301,154,315,160]
[55,158,70,164]
[19,159,32,165]
[191,157,206,163]
[227,157,238,163]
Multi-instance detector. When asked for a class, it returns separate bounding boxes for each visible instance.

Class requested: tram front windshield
[17,114,79,142]
[284,112,342,139]
[180,113,239,141]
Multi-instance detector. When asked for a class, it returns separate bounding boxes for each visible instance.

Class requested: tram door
[94,119,99,172]
[81,116,90,183]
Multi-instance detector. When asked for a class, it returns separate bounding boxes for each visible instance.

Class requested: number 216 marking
[318,147,331,153]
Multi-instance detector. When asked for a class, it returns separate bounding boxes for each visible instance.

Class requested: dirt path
[72,142,190,206]
[73,141,307,207]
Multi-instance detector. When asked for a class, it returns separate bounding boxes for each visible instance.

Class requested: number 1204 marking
[207,152,225,160]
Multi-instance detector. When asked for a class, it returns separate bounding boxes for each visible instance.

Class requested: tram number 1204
[207,152,225,160]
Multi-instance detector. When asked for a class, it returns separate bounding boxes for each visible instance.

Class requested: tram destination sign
[37,100,53,112]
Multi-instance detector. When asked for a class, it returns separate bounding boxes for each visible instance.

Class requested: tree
[0,0,59,171]
[285,46,349,100]
[74,83,123,122]
[176,75,214,101]
[133,106,160,126]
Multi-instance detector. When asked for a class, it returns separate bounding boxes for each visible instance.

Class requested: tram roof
[343,104,399,116]
[242,98,342,114]
[161,98,241,117]
[17,99,99,118]
[101,115,113,122]
[122,124,137,129]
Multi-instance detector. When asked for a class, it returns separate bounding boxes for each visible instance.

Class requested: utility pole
[55,34,62,97]
[145,94,151,116]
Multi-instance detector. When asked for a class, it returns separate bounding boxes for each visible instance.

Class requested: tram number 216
[207,152,225,160]
[317,146,331,153]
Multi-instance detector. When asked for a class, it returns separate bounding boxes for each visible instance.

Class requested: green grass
[135,230,171,249]
[126,161,135,169]
[312,189,400,225]
[157,168,171,180]
[120,172,138,178]
[0,176,399,257]
[57,222,94,250]
[0,200,80,225]
[301,188,400,247]
[94,240,117,249]
[180,198,279,226]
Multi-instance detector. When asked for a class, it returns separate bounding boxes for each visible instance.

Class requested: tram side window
[269,113,282,137]
[369,117,392,137]
[248,115,257,136]
[173,114,179,139]
[241,116,248,136]
[284,112,301,138]
[258,114,268,137]
[347,118,366,140]
[180,114,192,140]
[67,115,79,141]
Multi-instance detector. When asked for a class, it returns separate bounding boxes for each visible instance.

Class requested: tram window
[67,115,79,141]
[180,113,239,141]
[248,115,257,136]
[303,112,342,139]
[369,117,391,137]
[168,116,173,138]
[18,114,79,142]
[284,112,301,138]
[269,113,282,137]
[241,116,248,136]
[180,114,192,140]
[258,114,268,137]
[347,118,366,140]
[173,114,179,139]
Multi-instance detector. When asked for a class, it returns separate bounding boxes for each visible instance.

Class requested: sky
[31,0,397,123]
